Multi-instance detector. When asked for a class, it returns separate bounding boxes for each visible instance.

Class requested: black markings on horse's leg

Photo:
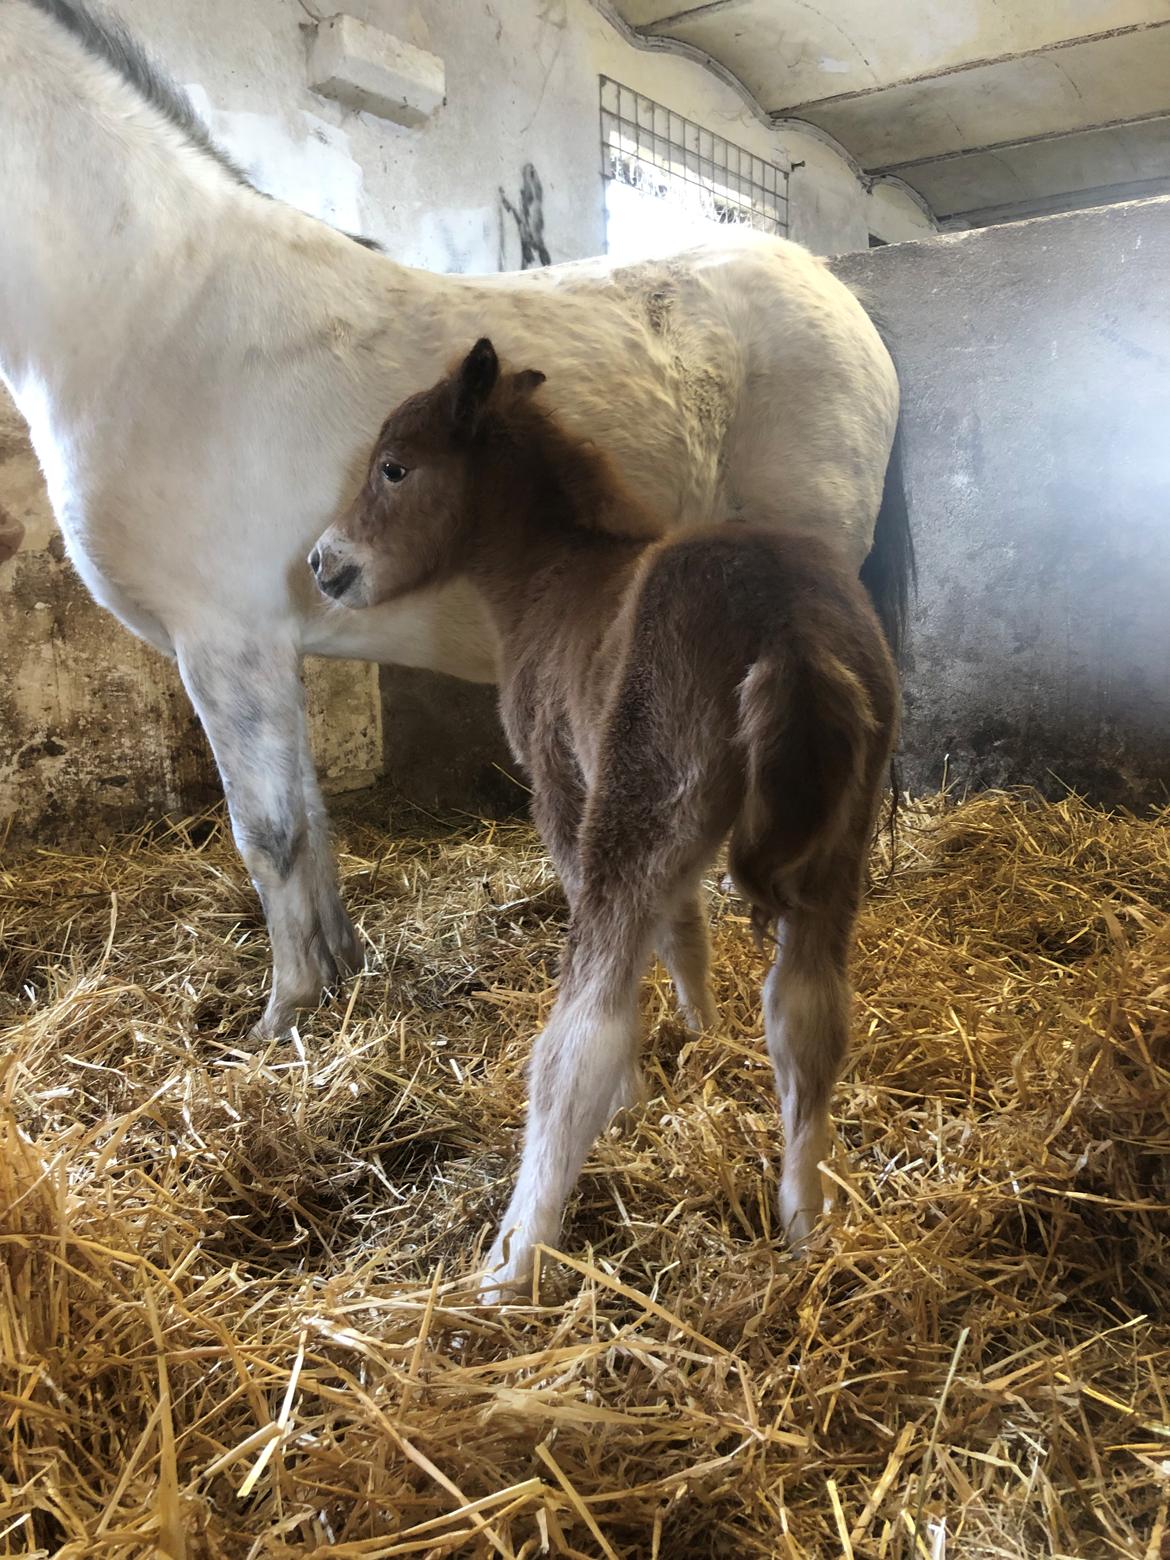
[244,817,307,883]
[176,635,346,1030]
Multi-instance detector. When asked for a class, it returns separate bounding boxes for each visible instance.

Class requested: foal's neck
[464,435,655,652]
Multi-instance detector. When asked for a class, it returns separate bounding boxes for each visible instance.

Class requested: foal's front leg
[176,633,358,1036]
[482,922,651,1301]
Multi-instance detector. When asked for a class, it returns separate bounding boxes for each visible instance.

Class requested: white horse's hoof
[319,903,362,979]
[250,1012,294,1043]
[251,985,317,1041]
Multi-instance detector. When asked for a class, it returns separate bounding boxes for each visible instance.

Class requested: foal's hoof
[778,1194,822,1251]
[479,1275,523,1307]
[480,1239,535,1305]
[606,1064,646,1118]
[679,997,718,1034]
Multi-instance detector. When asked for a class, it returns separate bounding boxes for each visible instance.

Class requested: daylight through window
[600,76,789,262]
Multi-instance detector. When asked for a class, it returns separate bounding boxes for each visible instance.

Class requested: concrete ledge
[834,197,1170,807]
[308,14,444,128]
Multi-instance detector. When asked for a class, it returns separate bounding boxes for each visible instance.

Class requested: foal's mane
[22,0,382,250]
[488,390,661,541]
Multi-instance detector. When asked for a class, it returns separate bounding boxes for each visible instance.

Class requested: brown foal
[334,338,899,1298]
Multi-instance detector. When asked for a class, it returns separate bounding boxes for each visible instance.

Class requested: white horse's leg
[176,633,357,1036]
[302,761,362,979]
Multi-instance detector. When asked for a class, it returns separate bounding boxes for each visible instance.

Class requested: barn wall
[0,0,933,840]
[833,196,1170,807]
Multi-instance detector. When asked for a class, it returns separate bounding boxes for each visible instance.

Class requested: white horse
[0,0,910,1036]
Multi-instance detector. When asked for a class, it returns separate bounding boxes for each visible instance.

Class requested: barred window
[600,76,788,261]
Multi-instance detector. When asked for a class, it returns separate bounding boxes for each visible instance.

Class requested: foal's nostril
[308,546,322,576]
[319,562,361,601]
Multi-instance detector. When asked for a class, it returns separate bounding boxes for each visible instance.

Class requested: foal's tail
[728,646,878,938]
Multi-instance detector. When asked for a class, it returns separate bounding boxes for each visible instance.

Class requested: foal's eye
[380,460,408,484]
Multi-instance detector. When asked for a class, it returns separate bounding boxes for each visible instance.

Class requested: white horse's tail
[857,310,916,665]
[859,412,915,665]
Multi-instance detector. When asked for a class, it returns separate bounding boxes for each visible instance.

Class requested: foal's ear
[452,337,500,434]
[511,368,546,396]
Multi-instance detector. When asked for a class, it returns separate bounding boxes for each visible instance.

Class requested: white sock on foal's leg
[483,979,641,1300]
[763,925,850,1246]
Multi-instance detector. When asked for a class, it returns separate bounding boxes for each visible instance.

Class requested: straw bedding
[1,788,1168,1558]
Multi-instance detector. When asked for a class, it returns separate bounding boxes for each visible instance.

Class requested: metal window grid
[600,76,788,236]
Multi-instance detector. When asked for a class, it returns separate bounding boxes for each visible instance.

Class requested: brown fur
[340,338,899,1291]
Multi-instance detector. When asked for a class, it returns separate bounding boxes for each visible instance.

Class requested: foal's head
[309,339,544,608]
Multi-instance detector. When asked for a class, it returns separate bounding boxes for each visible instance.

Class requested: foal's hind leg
[656,886,716,1032]
[483,736,730,1298]
[528,718,587,910]
[764,843,865,1246]
[177,633,357,1036]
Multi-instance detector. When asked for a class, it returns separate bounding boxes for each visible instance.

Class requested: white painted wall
[0,0,933,837]
[156,0,934,266]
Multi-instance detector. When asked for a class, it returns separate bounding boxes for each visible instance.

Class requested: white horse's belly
[301,576,499,682]
[57,514,176,656]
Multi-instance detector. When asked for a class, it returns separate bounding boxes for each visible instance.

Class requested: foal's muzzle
[309,543,361,603]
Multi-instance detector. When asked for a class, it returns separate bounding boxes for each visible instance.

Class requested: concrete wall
[834,196,1170,807]
[0,0,932,840]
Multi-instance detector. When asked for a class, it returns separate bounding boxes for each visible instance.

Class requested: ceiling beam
[642,1,753,34]
[870,108,1170,176]
[588,0,775,128]
[768,17,1170,116]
